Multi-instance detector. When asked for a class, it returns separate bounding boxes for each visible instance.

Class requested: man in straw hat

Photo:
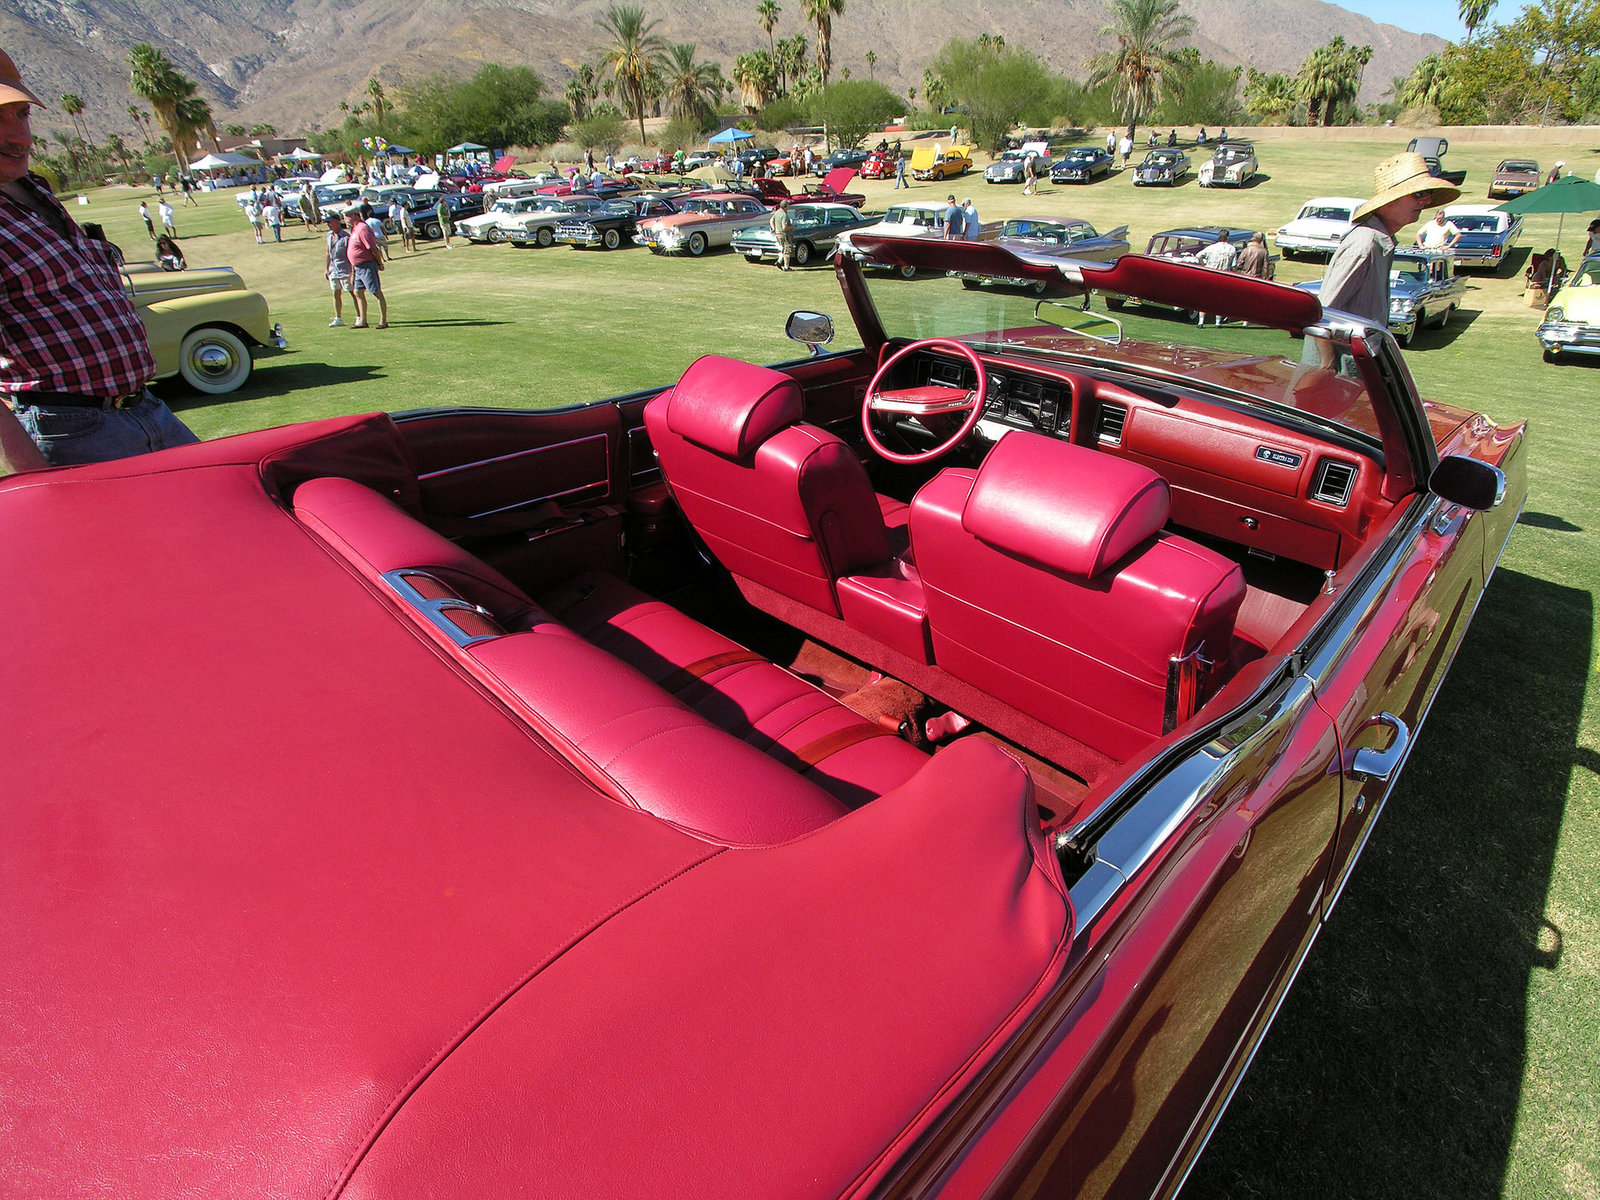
[0,47,198,465]
[1317,151,1460,365]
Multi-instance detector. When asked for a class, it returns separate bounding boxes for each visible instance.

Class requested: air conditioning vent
[1096,402,1127,445]
[1313,459,1357,506]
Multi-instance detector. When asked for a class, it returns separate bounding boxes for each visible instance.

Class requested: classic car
[1275,196,1364,259]
[534,174,642,202]
[1297,246,1466,346]
[800,166,867,208]
[1487,158,1541,199]
[1103,226,1277,318]
[1050,145,1115,183]
[833,201,983,277]
[478,172,560,199]
[1408,135,1467,185]
[457,195,554,244]
[1132,147,1191,186]
[1197,140,1258,187]
[911,144,973,181]
[739,146,784,170]
[859,150,892,178]
[1142,224,1276,276]
[396,190,486,239]
[681,150,719,171]
[729,202,875,266]
[733,176,795,207]
[321,184,423,222]
[555,196,681,249]
[504,197,617,247]
[0,231,1524,1200]
[1536,253,1600,360]
[634,192,770,255]
[1438,202,1523,271]
[121,262,285,394]
[983,146,1054,184]
[814,147,872,176]
[951,216,1130,292]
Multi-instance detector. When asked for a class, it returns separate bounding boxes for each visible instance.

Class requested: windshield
[1002,219,1070,243]
[858,268,1387,445]
[1065,150,1097,162]
[884,207,940,227]
[1451,216,1500,232]
[1299,205,1354,222]
[1499,161,1538,173]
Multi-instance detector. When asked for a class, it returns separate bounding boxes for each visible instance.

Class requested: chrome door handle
[1349,712,1411,783]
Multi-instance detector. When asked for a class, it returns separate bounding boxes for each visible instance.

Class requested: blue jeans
[14,391,200,467]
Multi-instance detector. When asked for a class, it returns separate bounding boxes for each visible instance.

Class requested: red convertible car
[0,237,1524,1199]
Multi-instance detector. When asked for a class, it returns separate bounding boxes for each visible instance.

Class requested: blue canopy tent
[708,127,755,144]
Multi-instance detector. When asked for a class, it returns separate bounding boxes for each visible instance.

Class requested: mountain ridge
[3,0,1445,143]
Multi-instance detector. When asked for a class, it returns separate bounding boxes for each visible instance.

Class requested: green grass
[81,132,1600,1197]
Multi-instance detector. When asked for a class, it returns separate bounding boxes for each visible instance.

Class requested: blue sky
[1335,0,1470,40]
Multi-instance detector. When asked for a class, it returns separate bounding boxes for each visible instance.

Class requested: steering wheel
[862,338,989,464]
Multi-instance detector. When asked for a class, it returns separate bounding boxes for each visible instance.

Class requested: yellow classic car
[1537,254,1600,362]
[910,144,973,181]
[123,264,286,394]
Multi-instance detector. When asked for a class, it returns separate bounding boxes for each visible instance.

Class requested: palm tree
[664,44,724,125]
[776,33,807,95]
[1295,43,1338,124]
[1083,0,1196,142]
[566,78,589,121]
[128,43,198,171]
[802,0,845,85]
[598,4,670,143]
[367,77,388,122]
[60,94,88,145]
[733,51,777,112]
[757,0,781,58]
[105,132,135,179]
[1398,52,1449,112]
[1459,0,1497,44]
[864,49,876,80]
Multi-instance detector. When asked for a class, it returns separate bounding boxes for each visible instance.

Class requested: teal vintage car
[729,202,875,267]
[123,264,286,394]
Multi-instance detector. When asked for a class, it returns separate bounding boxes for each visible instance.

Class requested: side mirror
[785,310,834,357]
[1430,454,1506,511]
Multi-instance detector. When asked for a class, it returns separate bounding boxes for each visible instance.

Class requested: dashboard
[891,348,1391,572]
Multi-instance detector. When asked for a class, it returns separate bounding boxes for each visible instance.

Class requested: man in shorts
[346,204,388,329]
[324,214,352,326]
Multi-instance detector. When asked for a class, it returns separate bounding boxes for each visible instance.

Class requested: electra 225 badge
[1255,446,1303,468]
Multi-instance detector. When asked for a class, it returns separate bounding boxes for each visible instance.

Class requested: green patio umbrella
[1495,175,1600,289]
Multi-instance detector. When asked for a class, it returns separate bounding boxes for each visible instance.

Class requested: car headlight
[1546,306,1564,322]
[659,228,682,244]
[1391,299,1416,317]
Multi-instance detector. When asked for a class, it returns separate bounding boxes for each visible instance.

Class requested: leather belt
[14,389,145,410]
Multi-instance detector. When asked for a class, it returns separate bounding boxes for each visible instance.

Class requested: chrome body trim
[415,431,610,483]
[381,570,500,648]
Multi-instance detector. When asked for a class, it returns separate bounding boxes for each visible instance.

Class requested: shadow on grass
[1184,567,1584,1200]
[1519,510,1582,532]
[1413,308,1481,347]
[383,318,512,329]
[160,361,386,408]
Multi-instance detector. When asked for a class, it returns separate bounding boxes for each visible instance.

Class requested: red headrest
[962,432,1170,579]
[665,355,803,460]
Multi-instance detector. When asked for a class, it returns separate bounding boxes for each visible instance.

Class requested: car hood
[1281,217,1354,236]
[1546,286,1600,321]
[821,167,859,194]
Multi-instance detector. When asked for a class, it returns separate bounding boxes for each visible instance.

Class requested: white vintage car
[458,195,559,244]
[834,202,961,278]
[1274,196,1364,260]
[1197,141,1258,188]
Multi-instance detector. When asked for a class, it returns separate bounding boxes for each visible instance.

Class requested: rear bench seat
[292,476,928,843]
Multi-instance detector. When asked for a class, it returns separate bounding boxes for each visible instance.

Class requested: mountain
[3,0,1445,143]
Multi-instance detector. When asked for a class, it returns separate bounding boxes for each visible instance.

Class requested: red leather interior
[293,475,927,822]
[646,355,899,618]
[541,571,930,808]
[911,432,1245,762]
[963,431,1172,579]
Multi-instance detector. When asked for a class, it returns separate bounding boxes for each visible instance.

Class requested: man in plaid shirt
[1,48,197,466]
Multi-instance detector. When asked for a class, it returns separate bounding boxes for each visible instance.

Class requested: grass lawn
[81,129,1599,1197]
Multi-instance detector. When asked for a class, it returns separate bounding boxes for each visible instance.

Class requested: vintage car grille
[556,219,601,242]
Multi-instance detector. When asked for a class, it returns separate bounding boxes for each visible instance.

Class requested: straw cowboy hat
[0,49,44,108]
[1352,151,1459,222]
